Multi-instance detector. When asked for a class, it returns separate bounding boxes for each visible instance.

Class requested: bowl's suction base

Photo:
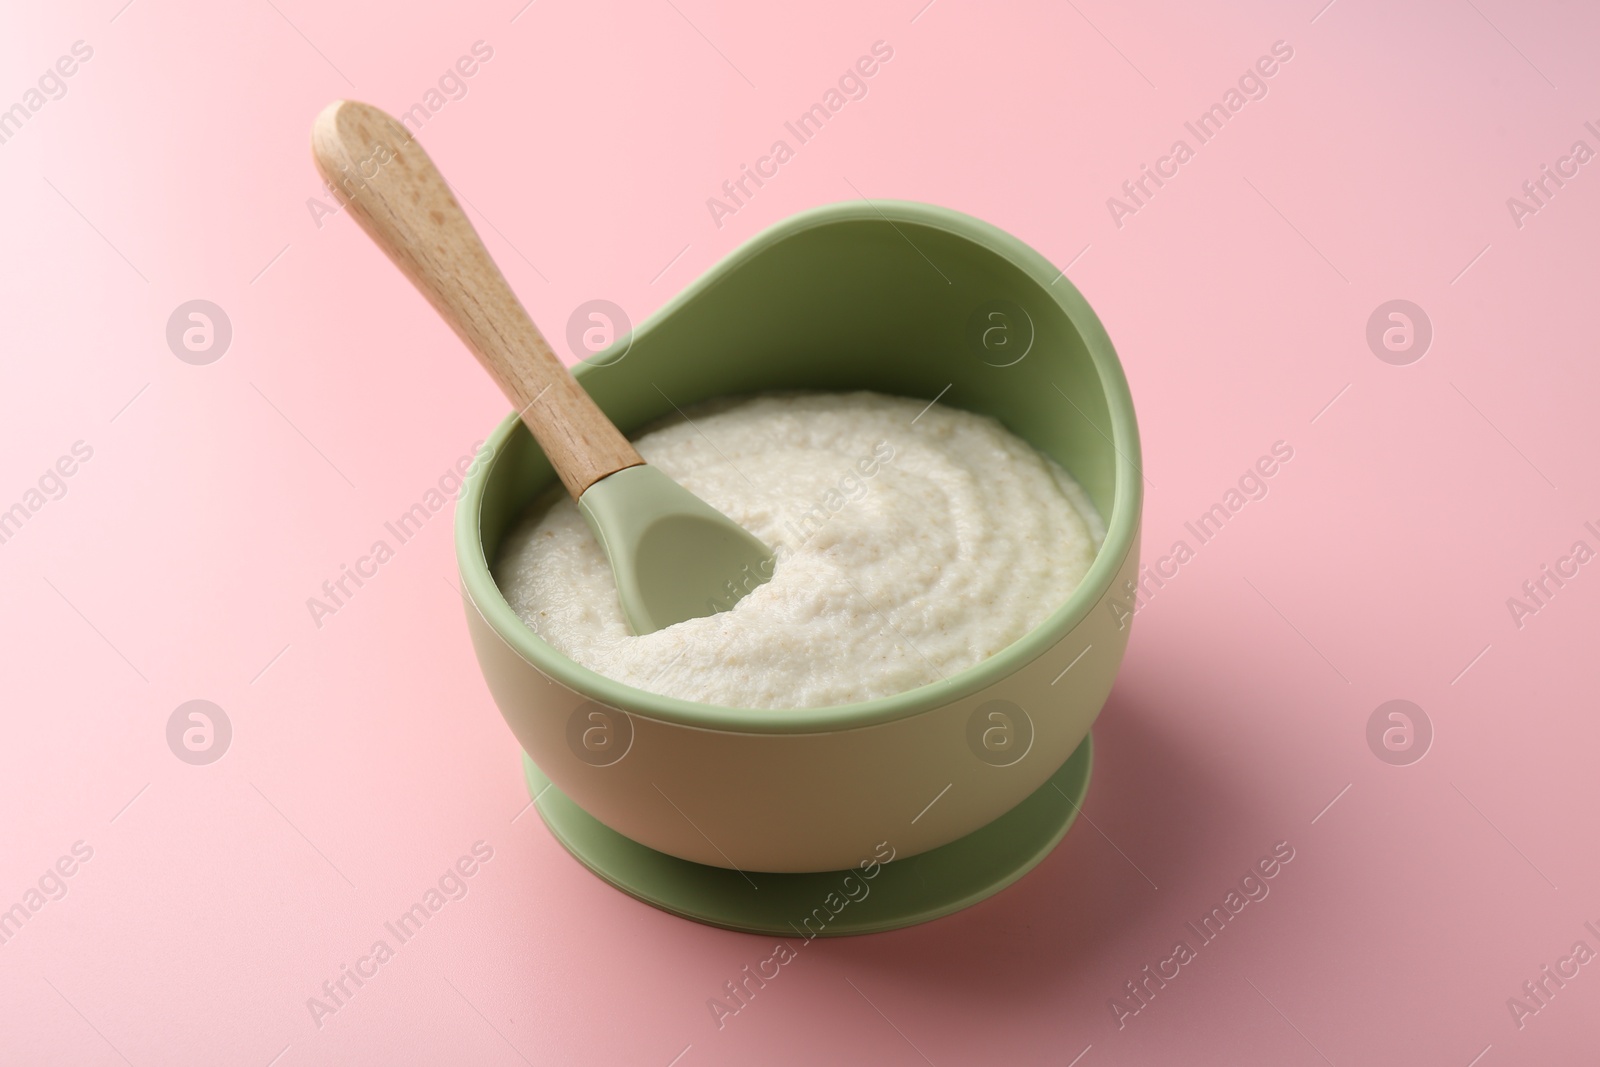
[521,734,1092,937]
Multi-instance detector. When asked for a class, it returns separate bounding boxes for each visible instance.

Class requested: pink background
[4,0,1598,1063]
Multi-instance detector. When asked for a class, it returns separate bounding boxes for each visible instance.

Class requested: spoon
[311,100,773,634]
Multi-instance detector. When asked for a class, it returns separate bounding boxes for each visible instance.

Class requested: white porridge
[494,391,1103,710]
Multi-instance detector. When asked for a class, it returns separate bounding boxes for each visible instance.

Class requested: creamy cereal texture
[494,391,1103,710]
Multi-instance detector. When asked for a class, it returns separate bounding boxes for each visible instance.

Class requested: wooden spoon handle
[311,100,642,499]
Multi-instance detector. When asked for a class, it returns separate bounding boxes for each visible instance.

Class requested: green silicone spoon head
[577,464,775,635]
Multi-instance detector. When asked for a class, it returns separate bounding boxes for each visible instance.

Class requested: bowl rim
[455,199,1142,735]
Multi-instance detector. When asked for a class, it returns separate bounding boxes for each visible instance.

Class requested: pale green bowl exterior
[455,201,1142,874]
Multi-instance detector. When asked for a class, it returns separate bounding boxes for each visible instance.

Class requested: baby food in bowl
[494,390,1103,709]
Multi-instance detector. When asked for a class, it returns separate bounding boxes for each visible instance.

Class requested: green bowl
[456,200,1142,874]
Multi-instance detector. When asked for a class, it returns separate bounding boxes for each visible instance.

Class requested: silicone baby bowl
[456,201,1142,905]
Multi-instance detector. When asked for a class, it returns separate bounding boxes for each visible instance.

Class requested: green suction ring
[522,734,1092,936]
